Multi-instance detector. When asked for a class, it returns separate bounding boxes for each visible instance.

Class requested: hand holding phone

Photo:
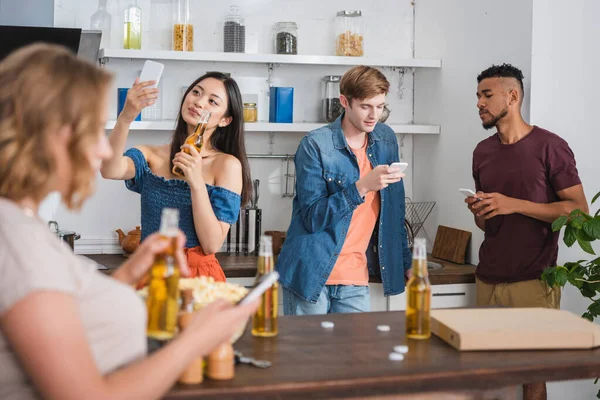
[459,188,476,198]
[237,271,279,305]
[389,162,408,173]
[138,60,164,88]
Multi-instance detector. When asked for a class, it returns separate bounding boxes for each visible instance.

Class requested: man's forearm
[515,199,588,223]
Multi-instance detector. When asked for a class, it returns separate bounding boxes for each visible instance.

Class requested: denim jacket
[276,113,412,303]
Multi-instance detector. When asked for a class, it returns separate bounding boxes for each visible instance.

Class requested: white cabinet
[369,283,387,312]
[388,283,476,311]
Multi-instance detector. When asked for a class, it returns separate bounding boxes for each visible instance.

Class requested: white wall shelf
[105,120,441,134]
[100,49,441,69]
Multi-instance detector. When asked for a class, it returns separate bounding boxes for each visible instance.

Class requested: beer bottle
[406,237,431,340]
[251,235,279,337]
[172,109,211,177]
[146,208,181,340]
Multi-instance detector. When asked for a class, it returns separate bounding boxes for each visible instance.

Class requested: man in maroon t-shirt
[465,64,588,400]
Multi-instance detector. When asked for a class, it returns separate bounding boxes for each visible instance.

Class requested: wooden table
[164,311,600,400]
[83,253,476,285]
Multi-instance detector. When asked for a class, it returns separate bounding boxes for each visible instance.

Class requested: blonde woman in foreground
[0,43,258,400]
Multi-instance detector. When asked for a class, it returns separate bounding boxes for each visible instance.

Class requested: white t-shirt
[0,198,147,399]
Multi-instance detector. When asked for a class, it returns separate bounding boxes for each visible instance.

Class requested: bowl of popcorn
[139,276,250,343]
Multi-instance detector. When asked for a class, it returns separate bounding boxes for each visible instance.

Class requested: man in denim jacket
[276,66,412,315]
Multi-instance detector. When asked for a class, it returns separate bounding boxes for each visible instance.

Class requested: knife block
[226,208,262,256]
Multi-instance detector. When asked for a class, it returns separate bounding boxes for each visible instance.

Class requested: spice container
[322,75,343,123]
[274,22,298,55]
[206,342,235,380]
[172,0,193,51]
[223,5,245,53]
[178,289,204,384]
[335,10,364,57]
[243,103,257,122]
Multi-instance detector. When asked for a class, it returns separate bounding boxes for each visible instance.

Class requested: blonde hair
[0,43,113,209]
[340,65,390,105]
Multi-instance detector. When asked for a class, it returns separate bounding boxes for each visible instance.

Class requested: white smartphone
[459,188,477,198]
[390,162,408,173]
[138,60,164,88]
[237,271,280,305]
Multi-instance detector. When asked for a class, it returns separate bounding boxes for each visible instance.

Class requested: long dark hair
[170,72,251,206]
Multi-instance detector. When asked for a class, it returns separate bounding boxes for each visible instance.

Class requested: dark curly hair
[477,63,524,96]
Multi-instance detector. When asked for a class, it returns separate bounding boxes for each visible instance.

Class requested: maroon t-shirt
[472,126,581,283]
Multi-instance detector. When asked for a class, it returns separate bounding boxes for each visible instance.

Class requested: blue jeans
[283,285,370,315]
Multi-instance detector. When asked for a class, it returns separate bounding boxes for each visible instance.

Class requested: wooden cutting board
[431,225,471,264]
[431,308,600,351]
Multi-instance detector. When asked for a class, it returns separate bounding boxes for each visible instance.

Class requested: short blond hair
[340,65,390,105]
[0,44,113,209]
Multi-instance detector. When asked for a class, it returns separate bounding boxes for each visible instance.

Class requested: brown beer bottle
[406,237,431,340]
[146,208,181,340]
[172,109,211,177]
[251,235,279,337]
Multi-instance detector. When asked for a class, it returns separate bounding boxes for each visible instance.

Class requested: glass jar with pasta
[335,10,364,57]
[173,0,194,51]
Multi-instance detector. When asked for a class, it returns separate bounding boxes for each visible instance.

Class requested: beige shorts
[476,278,561,309]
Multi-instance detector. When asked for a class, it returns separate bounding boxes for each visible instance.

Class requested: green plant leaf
[541,268,557,288]
[584,219,600,240]
[552,215,569,232]
[564,225,577,247]
[595,208,600,218]
[583,312,594,322]
[571,216,586,229]
[589,302,600,318]
[581,283,597,299]
[556,268,569,286]
[576,228,595,242]
[568,270,585,289]
[577,238,596,255]
[592,191,600,205]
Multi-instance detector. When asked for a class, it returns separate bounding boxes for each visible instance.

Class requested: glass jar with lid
[322,75,343,123]
[172,0,193,51]
[243,103,257,122]
[274,22,298,55]
[335,10,364,57]
[223,5,245,53]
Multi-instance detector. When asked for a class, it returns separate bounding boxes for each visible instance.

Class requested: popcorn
[179,276,248,308]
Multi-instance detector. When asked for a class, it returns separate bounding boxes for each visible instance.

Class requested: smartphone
[390,162,408,173]
[237,271,280,306]
[138,60,164,88]
[459,188,477,198]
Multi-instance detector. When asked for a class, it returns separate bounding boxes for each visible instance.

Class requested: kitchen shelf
[99,49,441,69]
[104,120,441,134]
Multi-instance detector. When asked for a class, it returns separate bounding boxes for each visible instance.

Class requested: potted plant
[541,190,600,398]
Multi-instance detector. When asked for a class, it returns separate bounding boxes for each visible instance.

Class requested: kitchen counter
[163,311,600,399]
[83,253,475,285]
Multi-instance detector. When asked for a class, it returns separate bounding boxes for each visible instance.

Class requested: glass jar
[274,22,298,55]
[243,103,257,122]
[172,0,193,51]
[123,0,142,49]
[223,5,245,53]
[322,75,343,122]
[335,10,364,57]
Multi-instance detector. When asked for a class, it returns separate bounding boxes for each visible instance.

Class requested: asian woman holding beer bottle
[100,71,251,284]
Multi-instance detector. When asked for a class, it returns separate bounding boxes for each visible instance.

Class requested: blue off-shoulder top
[124,148,241,248]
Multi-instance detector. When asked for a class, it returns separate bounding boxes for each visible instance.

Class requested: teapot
[116,226,141,255]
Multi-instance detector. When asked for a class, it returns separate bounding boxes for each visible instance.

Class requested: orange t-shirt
[326,142,381,286]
